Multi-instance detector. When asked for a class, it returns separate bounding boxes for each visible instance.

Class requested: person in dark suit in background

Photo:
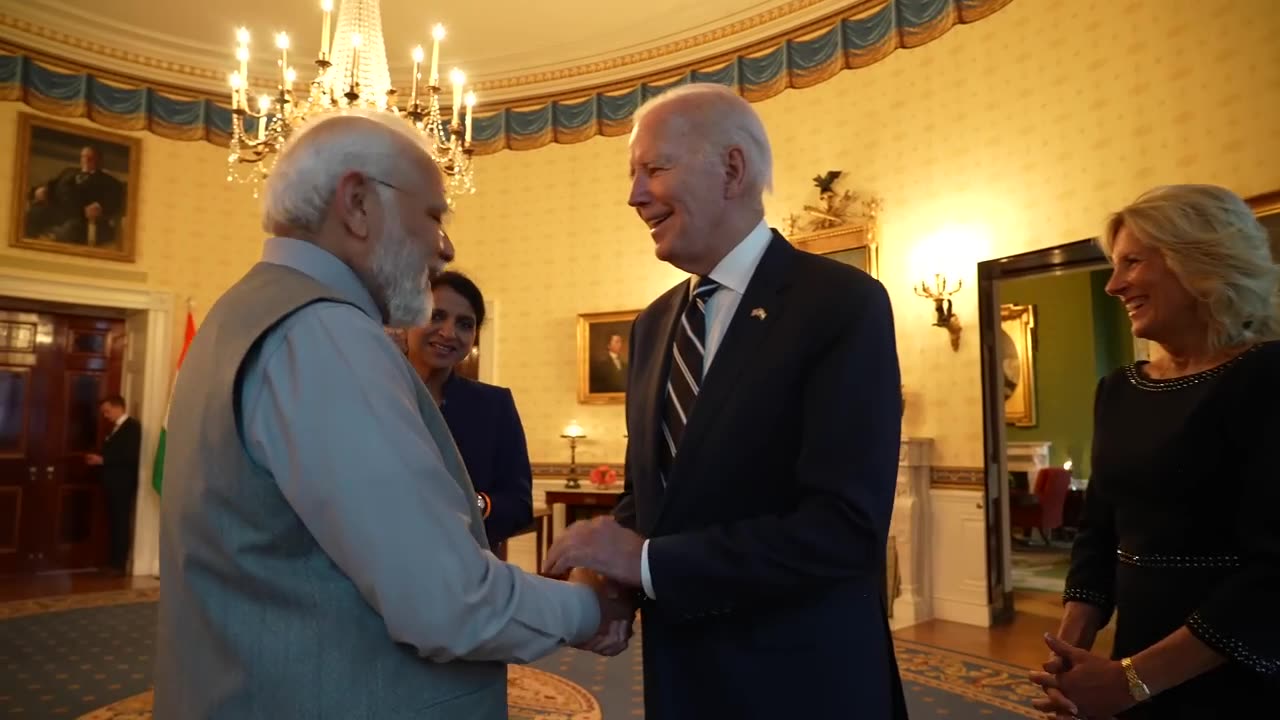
[405,271,535,551]
[544,83,907,718]
[86,394,141,573]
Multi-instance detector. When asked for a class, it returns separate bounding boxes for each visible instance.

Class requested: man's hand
[1030,634,1133,719]
[569,568,635,656]
[85,454,104,466]
[33,186,48,203]
[544,516,645,588]
[84,202,103,221]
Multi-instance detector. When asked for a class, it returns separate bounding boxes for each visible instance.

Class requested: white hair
[1101,184,1279,352]
[633,83,774,197]
[261,109,430,235]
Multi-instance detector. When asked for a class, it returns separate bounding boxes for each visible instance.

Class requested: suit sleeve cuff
[641,539,656,600]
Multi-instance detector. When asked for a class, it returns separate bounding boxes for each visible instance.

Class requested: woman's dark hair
[433,271,486,328]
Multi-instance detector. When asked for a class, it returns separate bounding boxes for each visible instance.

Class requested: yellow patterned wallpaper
[0,106,262,364]
[447,0,1280,466]
[1,0,1277,470]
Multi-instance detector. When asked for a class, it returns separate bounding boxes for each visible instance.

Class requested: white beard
[370,211,431,328]
[368,189,432,326]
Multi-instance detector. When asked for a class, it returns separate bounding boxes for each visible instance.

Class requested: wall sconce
[560,420,586,489]
[914,273,963,351]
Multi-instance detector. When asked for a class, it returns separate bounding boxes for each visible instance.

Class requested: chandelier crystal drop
[226,0,476,202]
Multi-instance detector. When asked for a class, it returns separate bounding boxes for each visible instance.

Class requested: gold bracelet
[1121,657,1151,702]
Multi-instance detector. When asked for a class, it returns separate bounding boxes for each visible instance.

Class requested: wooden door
[0,306,125,575]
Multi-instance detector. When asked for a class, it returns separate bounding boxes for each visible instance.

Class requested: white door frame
[0,269,174,577]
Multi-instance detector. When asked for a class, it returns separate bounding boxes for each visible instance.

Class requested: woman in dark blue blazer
[405,272,534,549]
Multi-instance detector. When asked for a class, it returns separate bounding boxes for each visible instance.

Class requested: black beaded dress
[1063,341,1280,718]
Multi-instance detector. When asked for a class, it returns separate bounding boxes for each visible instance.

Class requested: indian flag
[151,309,197,496]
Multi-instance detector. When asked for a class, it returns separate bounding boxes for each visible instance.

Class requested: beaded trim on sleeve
[1116,549,1242,568]
[1187,611,1279,675]
[1124,345,1259,391]
[1062,587,1112,608]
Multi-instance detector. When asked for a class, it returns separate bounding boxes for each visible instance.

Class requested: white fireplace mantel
[1007,440,1052,477]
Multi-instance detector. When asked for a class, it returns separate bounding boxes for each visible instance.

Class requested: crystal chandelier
[226,0,476,202]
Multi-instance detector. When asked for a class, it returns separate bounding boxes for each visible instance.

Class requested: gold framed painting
[999,303,1037,427]
[577,310,639,404]
[790,223,878,277]
[9,112,141,263]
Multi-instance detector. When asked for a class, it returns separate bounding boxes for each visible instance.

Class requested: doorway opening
[978,239,1138,618]
[0,299,129,576]
[0,272,173,582]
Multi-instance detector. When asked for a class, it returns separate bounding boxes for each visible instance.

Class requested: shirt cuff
[641,539,656,600]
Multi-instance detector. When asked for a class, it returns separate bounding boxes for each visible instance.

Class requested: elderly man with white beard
[153,110,631,720]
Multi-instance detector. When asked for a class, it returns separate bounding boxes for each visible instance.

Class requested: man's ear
[336,171,372,240]
[723,146,747,199]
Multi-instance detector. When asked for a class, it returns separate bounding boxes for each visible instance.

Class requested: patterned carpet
[1011,542,1072,593]
[0,589,1040,718]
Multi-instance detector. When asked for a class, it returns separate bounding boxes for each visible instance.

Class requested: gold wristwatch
[1121,657,1151,702]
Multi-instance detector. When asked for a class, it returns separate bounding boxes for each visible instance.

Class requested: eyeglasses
[365,174,451,241]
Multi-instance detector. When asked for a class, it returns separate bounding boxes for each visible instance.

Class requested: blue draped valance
[0,0,1011,155]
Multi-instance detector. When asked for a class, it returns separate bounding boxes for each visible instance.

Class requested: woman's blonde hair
[1100,184,1278,352]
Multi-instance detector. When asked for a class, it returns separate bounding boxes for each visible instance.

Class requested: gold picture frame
[9,112,141,263]
[999,303,1037,427]
[577,309,639,404]
[790,223,879,277]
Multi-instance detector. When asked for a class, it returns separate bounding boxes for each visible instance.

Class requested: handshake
[542,516,647,657]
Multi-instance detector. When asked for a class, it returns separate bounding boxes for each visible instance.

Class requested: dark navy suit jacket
[614,233,908,719]
[439,373,534,546]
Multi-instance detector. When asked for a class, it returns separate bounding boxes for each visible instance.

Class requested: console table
[543,487,623,550]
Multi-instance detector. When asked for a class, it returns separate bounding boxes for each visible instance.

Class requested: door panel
[0,305,124,575]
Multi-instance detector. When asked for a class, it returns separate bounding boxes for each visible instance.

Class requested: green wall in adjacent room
[1001,268,1132,479]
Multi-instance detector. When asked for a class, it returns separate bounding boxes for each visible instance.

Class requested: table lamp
[561,420,586,489]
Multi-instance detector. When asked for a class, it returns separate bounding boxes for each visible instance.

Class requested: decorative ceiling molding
[0,0,846,102]
[0,0,1015,156]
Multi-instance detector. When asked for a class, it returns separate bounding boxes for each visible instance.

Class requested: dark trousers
[104,479,137,570]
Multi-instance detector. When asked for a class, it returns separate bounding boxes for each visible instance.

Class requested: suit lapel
[637,285,688,517]
[399,356,489,547]
[660,233,795,501]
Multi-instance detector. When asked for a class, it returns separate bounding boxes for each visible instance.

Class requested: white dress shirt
[640,218,773,599]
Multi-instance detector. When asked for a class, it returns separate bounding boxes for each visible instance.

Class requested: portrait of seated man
[23,144,127,248]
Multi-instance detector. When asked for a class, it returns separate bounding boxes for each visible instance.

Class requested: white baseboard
[931,596,992,627]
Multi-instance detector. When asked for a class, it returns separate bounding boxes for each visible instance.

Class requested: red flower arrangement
[589,464,618,487]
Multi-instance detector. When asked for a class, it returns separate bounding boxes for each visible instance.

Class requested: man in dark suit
[86,394,141,573]
[545,83,907,717]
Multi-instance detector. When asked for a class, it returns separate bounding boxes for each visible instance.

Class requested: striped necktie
[660,276,720,479]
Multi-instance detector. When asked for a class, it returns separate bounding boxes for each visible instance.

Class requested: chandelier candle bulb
[464,91,475,144]
[276,33,289,90]
[449,68,464,125]
[410,45,424,106]
[229,71,242,110]
[430,24,444,87]
[320,0,332,60]
[256,95,270,141]
[350,32,362,93]
[235,43,249,96]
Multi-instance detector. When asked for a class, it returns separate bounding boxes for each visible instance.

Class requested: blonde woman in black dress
[1030,184,1280,719]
